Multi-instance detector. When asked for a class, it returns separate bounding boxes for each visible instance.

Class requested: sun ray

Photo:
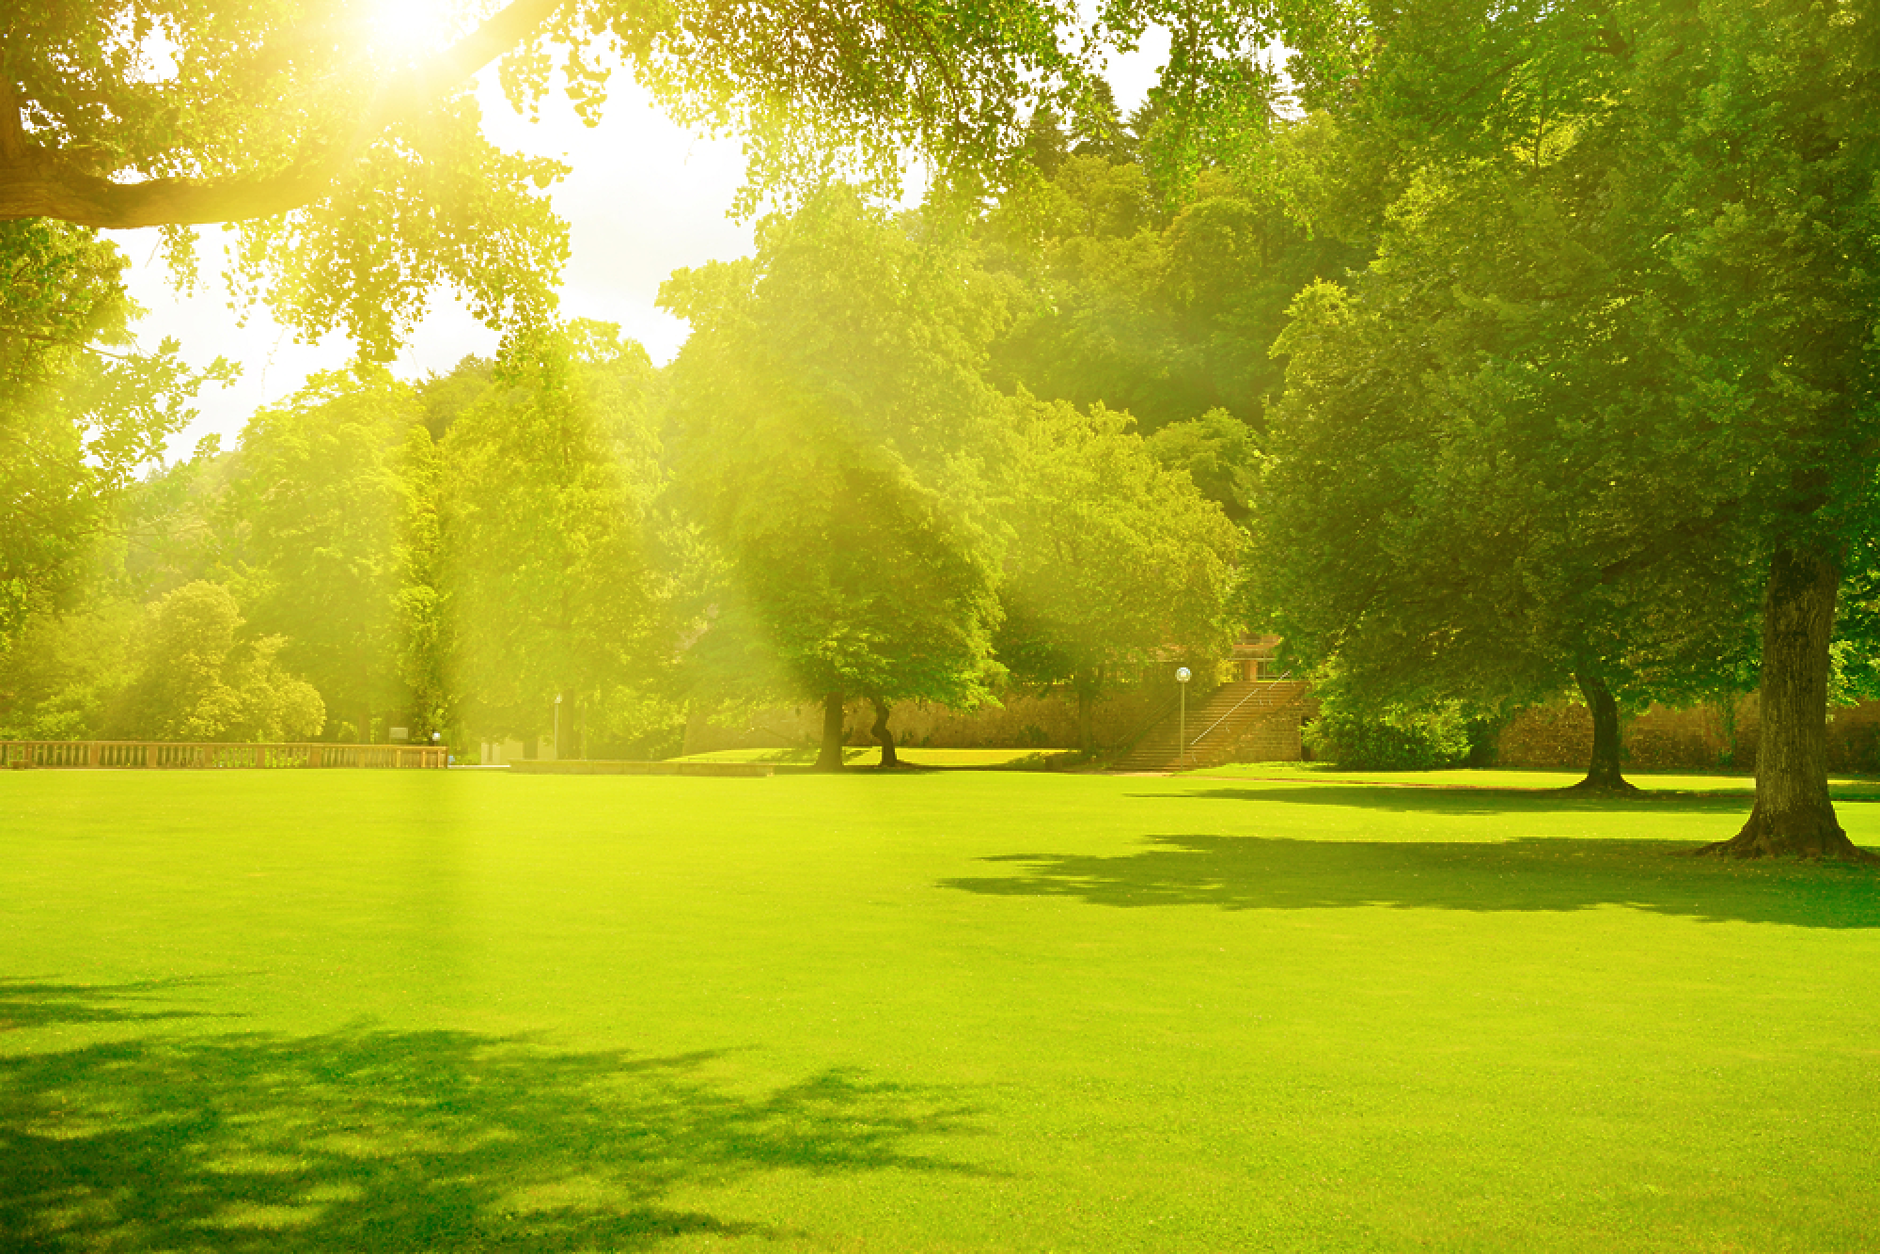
[361,0,464,61]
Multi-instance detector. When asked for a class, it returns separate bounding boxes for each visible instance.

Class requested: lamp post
[1176,667,1192,764]
[553,692,562,761]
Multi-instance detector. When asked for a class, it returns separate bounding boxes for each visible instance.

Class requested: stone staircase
[1110,678,1312,772]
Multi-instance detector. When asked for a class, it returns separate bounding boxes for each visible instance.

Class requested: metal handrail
[1187,671,1295,754]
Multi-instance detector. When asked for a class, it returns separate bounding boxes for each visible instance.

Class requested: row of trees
[2,185,1249,764]
[9,0,1879,860]
[4,0,1281,764]
[664,189,1242,765]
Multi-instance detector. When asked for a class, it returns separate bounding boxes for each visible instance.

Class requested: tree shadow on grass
[1134,784,1769,817]
[940,834,1880,929]
[0,977,235,1034]
[1,985,987,1253]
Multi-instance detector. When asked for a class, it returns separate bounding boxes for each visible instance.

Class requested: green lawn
[675,746,1080,769]
[1177,762,1766,790]
[4,769,1878,1251]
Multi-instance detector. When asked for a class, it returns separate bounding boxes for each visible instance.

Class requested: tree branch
[4,328,148,361]
[0,0,569,230]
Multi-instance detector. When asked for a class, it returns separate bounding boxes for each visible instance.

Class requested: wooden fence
[1,741,448,770]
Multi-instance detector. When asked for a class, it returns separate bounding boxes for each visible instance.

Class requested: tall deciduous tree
[663,189,1007,769]
[105,580,324,741]
[221,365,430,741]
[1632,1,1880,859]
[997,394,1240,752]
[440,320,668,758]
[1277,0,1880,852]
[1254,163,1759,792]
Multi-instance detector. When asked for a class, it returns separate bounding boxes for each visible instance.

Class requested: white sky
[106,32,1173,456]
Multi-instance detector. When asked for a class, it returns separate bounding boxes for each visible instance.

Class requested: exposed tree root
[1561,772,1642,796]
[1695,808,1879,862]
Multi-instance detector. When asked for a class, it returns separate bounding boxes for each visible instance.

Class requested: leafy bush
[1304,697,1473,770]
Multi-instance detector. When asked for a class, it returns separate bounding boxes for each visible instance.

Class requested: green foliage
[1250,59,1766,729]
[105,581,324,741]
[1020,104,1071,177]
[440,320,670,751]
[5,1,574,354]
[1257,0,1880,825]
[0,598,138,740]
[1303,692,1472,772]
[5,2,1334,755]
[996,394,1240,740]
[0,450,241,742]
[1,219,227,648]
[663,189,1008,714]
[1144,407,1257,520]
[606,0,1283,215]
[220,366,428,737]
[6,0,1299,359]
[975,143,1363,436]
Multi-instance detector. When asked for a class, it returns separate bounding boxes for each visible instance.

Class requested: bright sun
[363,0,464,59]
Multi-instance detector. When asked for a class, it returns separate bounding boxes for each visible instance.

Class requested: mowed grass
[4,770,1879,1252]
[676,746,1079,769]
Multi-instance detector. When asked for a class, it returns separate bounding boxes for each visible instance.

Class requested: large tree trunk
[1700,545,1871,860]
[814,693,847,772]
[870,696,899,768]
[1566,671,1637,793]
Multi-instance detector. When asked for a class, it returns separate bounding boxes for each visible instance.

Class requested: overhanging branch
[0,0,569,229]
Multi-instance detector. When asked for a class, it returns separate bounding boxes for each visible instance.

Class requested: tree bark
[814,693,847,772]
[870,696,899,767]
[1699,545,1872,860]
[1566,671,1637,793]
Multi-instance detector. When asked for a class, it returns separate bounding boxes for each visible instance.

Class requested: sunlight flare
[361,0,464,60]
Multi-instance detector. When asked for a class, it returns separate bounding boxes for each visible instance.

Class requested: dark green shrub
[1304,697,1472,770]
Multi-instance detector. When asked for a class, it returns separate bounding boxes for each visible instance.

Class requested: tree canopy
[998,393,1241,751]
[9,0,1880,867]
[661,189,1009,767]
[106,580,325,741]
[1,217,222,649]
[3,0,1287,355]
[1260,0,1880,854]
[219,365,430,742]
[441,320,669,757]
